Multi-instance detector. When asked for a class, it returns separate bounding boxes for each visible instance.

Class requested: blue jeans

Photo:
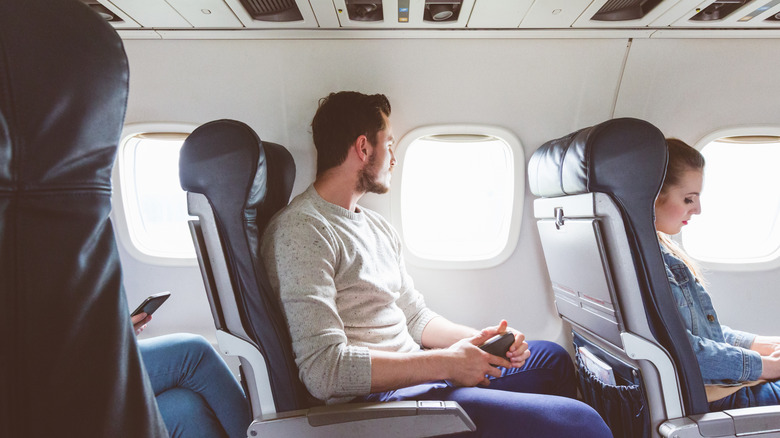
[139,333,251,438]
[710,381,780,411]
[358,340,612,438]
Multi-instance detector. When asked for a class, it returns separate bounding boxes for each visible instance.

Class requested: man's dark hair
[311,91,391,175]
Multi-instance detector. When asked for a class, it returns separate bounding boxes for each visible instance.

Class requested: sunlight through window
[682,136,780,264]
[117,131,195,261]
[392,127,524,269]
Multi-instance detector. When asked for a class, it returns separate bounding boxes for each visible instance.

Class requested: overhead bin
[101,0,191,27]
[467,0,533,28]
[96,0,242,27]
[520,0,594,28]
[166,0,243,27]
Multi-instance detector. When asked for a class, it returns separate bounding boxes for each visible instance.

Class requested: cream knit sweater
[260,185,438,403]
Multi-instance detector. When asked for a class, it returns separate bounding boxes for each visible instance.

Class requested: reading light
[356,3,379,17]
[346,0,383,21]
[428,4,454,21]
[423,1,461,22]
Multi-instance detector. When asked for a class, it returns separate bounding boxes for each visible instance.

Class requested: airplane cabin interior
[3,0,780,437]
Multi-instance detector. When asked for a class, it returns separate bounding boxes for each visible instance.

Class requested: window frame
[683,126,780,271]
[112,122,199,267]
[390,124,525,270]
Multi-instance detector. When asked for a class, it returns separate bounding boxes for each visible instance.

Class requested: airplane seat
[529,117,780,438]
[178,119,313,415]
[0,0,167,435]
[178,119,475,437]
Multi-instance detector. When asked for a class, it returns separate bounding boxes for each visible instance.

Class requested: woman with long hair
[657,138,780,409]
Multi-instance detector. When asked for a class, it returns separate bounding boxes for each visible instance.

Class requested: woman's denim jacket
[661,245,762,384]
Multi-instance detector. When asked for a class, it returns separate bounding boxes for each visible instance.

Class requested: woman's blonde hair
[657,138,706,282]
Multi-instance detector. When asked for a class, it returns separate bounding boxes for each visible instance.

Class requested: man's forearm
[369,330,508,393]
[420,316,479,349]
[369,349,450,393]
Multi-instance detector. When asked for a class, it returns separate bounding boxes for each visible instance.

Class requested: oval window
[113,123,198,265]
[391,125,524,269]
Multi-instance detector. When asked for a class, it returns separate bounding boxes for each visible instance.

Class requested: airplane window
[391,126,524,269]
[682,133,780,267]
[113,124,197,265]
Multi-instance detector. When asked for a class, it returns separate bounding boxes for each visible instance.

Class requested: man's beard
[356,151,389,194]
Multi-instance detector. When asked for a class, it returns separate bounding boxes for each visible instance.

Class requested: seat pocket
[574,334,650,438]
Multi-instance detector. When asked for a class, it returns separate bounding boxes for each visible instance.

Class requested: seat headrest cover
[180,119,263,204]
[1,0,166,435]
[529,118,667,201]
[1,0,129,190]
[179,119,296,243]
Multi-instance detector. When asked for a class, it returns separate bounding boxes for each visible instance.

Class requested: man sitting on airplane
[261,91,611,437]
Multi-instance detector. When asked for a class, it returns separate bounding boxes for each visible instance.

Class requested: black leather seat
[179,119,475,437]
[0,0,166,435]
[529,118,780,438]
[179,119,313,414]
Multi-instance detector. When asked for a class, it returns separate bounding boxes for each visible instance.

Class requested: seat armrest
[660,406,780,437]
[249,401,476,437]
[306,401,472,427]
[215,330,276,416]
[725,405,780,435]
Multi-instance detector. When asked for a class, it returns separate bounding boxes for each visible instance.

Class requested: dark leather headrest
[0,0,129,189]
[180,120,295,234]
[529,117,667,204]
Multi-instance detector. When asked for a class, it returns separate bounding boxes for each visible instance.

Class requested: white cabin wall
[615,38,780,335]
[119,37,631,343]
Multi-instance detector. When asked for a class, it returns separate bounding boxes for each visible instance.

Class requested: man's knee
[556,400,612,437]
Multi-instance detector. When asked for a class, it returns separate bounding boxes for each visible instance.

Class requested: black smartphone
[479,332,515,358]
[131,291,171,317]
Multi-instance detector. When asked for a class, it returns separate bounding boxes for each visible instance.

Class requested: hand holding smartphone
[479,332,514,358]
[131,291,171,317]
